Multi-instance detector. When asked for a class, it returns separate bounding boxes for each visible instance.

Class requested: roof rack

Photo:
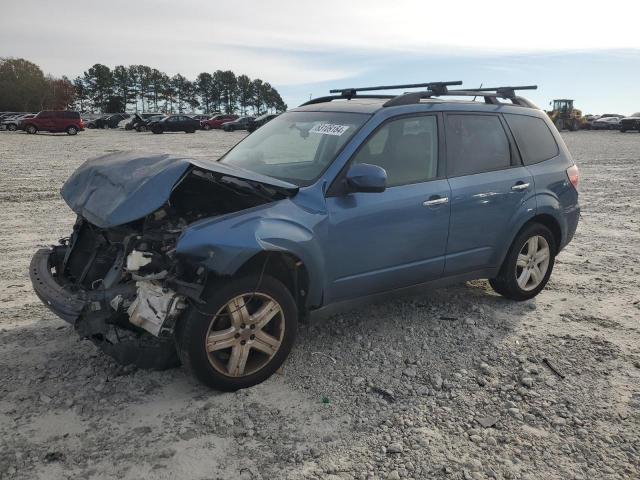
[300,82,538,109]
[383,85,538,107]
[300,80,462,106]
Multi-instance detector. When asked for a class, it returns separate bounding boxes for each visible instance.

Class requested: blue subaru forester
[30,82,580,390]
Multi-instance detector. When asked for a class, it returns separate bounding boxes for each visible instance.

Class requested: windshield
[220,111,369,186]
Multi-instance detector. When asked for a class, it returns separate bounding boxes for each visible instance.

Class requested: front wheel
[176,274,298,391]
[7,124,17,131]
[490,223,556,301]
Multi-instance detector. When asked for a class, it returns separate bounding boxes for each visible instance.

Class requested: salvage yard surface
[1,129,639,480]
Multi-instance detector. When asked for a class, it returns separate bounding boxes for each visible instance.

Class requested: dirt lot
[0,128,639,480]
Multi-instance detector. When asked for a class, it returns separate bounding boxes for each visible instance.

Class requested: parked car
[90,113,129,129]
[29,82,579,391]
[619,112,640,132]
[125,113,165,130]
[591,116,621,130]
[150,115,200,134]
[136,115,167,132]
[1,113,33,131]
[22,110,84,135]
[201,114,238,130]
[190,114,211,121]
[247,113,279,132]
[222,116,255,131]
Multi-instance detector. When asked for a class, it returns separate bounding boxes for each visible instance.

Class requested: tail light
[566,164,579,191]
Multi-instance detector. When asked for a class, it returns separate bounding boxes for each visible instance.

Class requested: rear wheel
[176,274,298,391]
[202,124,211,130]
[25,124,37,134]
[7,124,17,131]
[66,126,78,135]
[490,223,556,301]
[137,125,147,132]
[152,127,163,134]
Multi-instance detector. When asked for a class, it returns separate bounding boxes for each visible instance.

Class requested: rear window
[445,114,511,177]
[505,114,558,165]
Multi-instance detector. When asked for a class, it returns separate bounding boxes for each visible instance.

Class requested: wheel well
[234,251,310,314]
[526,214,562,249]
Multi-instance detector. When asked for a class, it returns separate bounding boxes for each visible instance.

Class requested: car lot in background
[591,116,621,130]
[619,112,640,132]
[150,114,200,133]
[222,115,254,131]
[21,110,84,135]
[201,114,238,130]
[247,113,279,132]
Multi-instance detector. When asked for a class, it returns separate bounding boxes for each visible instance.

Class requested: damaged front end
[30,152,298,369]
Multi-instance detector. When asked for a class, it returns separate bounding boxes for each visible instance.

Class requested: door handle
[511,182,530,191]
[423,196,449,207]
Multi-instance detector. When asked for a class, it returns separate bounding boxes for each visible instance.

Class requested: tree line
[0,58,287,115]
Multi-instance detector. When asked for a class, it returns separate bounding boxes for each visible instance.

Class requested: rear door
[443,113,534,274]
[325,114,451,302]
[38,111,56,131]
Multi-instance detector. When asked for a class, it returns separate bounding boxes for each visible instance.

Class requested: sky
[1,0,639,114]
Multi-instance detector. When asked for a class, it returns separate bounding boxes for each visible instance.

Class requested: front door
[325,114,450,303]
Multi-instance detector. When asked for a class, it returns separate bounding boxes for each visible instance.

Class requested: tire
[202,124,211,130]
[152,128,163,134]
[7,124,17,131]
[176,274,298,391]
[102,124,109,130]
[66,126,78,135]
[569,119,578,132]
[489,223,556,301]
[137,125,147,132]
[620,129,627,133]
[185,128,195,133]
[554,118,564,131]
[25,124,37,134]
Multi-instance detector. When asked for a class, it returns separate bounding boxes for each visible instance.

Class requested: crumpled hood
[61,151,298,228]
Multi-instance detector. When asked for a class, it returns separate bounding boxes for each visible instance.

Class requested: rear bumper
[562,204,580,250]
[30,248,86,324]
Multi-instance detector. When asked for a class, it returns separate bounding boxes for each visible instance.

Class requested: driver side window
[352,116,438,187]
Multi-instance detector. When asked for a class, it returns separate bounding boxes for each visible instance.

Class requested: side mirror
[345,163,387,193]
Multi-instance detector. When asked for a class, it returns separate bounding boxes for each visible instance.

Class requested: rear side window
[64,111,80,119]
[445,114,510,177]
[504,114,559,165]
[352,115,438,187]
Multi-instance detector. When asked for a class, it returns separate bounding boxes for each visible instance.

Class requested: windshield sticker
[309,123,350,136]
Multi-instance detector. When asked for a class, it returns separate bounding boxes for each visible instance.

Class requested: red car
[22,110,84,135]
[200,114,238,130]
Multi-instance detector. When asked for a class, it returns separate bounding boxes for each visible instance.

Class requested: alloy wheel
[205,293,285,377]
[515,235,550,291]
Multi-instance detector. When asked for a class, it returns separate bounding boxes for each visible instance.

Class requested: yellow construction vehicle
[548,99,586,131]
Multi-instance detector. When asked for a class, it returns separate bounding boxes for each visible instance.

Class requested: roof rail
[383,85,538,108]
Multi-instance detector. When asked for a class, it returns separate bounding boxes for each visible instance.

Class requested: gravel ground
[0,128,639,480]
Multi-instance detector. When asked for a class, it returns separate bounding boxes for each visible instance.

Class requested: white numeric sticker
[309,123,350,136]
